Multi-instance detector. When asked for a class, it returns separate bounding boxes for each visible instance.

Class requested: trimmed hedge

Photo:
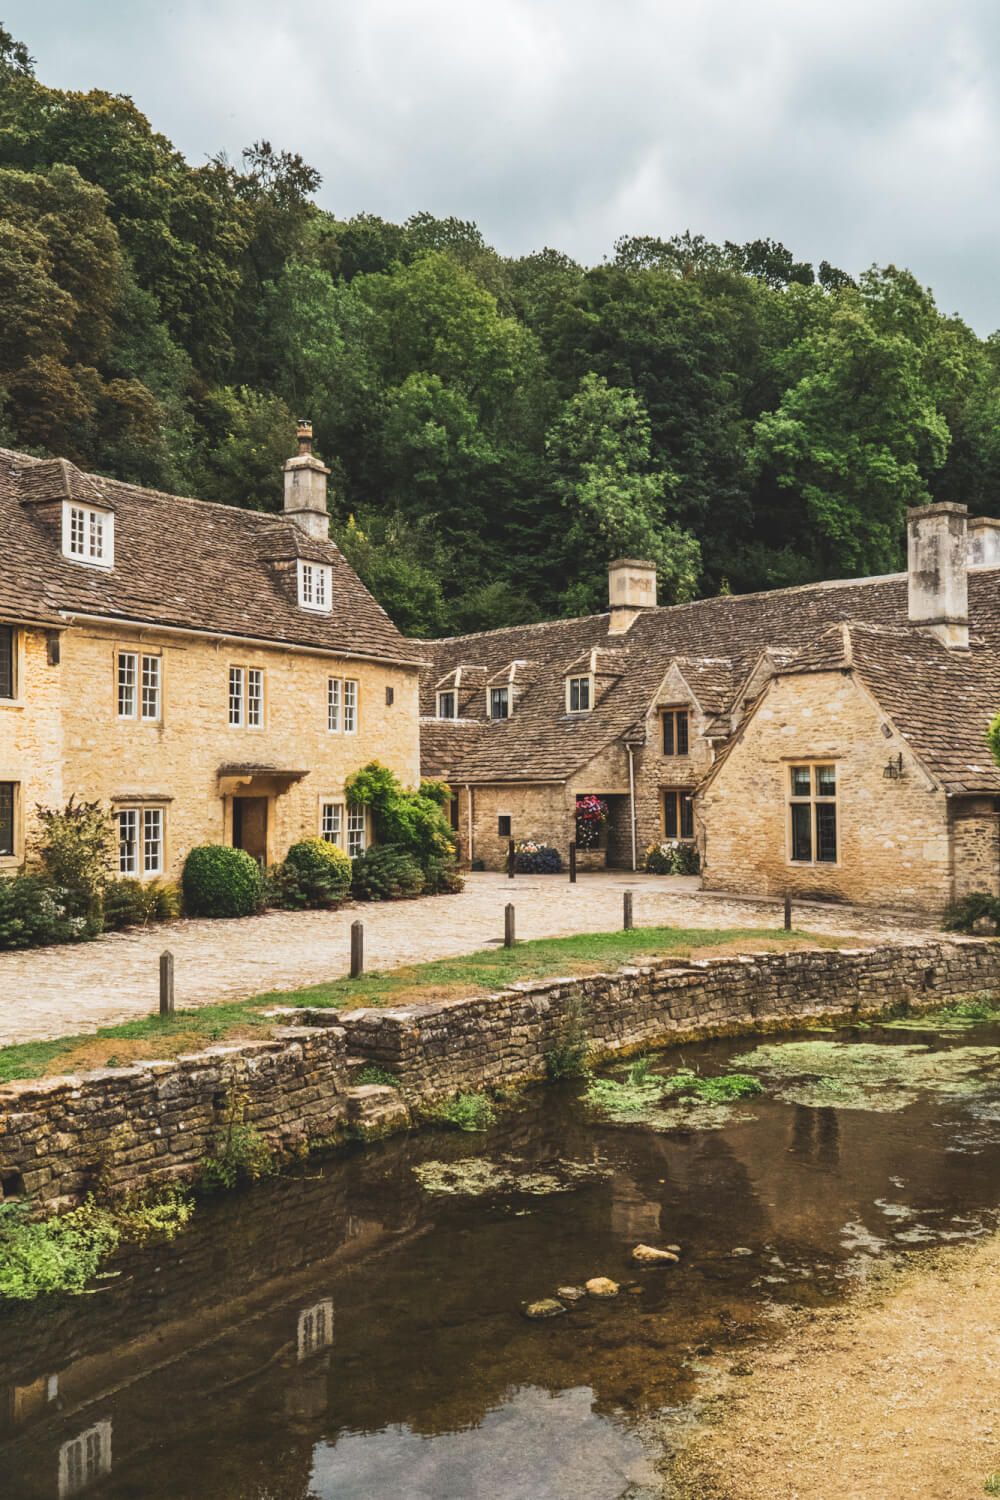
[514,842,562,874]
[284,839,353,907]
[0,875,84,949]
[351,845,425,902]
[182,845,263,918]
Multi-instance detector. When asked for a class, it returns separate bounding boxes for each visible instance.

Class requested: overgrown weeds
[197,1076,277,1189]
[355,1063,401,1089]
[427,1091,497,1132]
[545,995,590,1079]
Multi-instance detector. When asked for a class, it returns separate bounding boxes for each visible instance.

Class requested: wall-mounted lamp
[883,753,904,780]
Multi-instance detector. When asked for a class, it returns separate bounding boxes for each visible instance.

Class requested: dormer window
[489,686,509,720]
[62,502,113,568]
[437,691,457,719]
[567,675,592,713]
[297,559,332,612]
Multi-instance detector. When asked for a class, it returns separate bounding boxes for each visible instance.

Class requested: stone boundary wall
[2,938,999,1208]
[0,1025,351,1209]
[330,939,1000,1102]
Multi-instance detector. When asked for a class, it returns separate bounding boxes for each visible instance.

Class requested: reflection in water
[1,1022,999,1500]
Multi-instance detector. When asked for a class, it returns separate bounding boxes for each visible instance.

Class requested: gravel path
[0,872,933,1046]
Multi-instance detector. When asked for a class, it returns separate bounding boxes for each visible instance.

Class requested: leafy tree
[189,386,295,512]
[0,23,33,75]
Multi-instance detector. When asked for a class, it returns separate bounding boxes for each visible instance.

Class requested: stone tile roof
[0,449,422,665]
[418,571,1000,792]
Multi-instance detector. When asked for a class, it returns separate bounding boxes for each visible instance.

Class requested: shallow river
[4,1011,1000,1500]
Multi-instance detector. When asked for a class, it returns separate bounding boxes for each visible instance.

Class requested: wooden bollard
[505,903,516,948]
[569,841,577,884]
[783,895,792,931]
[159,950,174,1017]
[508,838,515,879]
[350,920,364,978]
[623,892,633,931]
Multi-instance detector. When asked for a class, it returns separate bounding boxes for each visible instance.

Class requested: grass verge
[0,925,837,1085]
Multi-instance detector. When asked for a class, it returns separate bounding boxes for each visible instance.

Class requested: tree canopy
[1,30,998,633]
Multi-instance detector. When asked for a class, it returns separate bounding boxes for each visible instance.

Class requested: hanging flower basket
[575,795,609,850]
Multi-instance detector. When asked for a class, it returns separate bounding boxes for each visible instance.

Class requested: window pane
[89,511,104,559]
[229,667,244,726]
[347,808,366,856]
[344,679,357,733]
[815,764,836,797]
[143,808,162,874]
[791,765,811,797]
[328,677,341,732]
[70,506,85,554]
[579,678,591,710]
[791,802,812,861]
[491,687,508,720]
[118,653,137,718]
[321,802,342,843]
[569,678,580,712]
[663,792,678,838]
[0,626,12,698]
[247,668,263,727]
[676,712,689,755]
[816,803,837,863]
[0,782,13,856]
[680,793,694,840]
[662,714,675,756]
[141,655,160,720]
[117,809,138,874]
[438,692,455,719]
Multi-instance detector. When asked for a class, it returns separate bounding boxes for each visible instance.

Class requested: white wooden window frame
[489,685,509,720]
[297,559,332,613]
[116,806,164,877]
[62,503,114,569]
[140,654,161,722]
[117,651,138,719]
[320,800,344,847]
[343,678,358,734]
[327,677,341,733]
[58,1419,112,1498]
[347,807,367,857]
[247,667,263,728]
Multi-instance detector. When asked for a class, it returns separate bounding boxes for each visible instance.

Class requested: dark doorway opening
[233,796,268,866]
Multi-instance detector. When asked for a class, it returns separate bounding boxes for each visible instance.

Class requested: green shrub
[182,845,263,918]
[545,995,590,1079]
[32,796,114,919]
[429,1091,496,1132]
[943,891,1000,934]
[198,1080,276,1190]
[261,860,302,910]
[0,874,84,949]
[0,1198,119,1300]
[422,855,465,894]
[346,761,456,868]
[355,1063,401,1088]
[102,877,180,930]
[284,838,353,907]
[643,840,701,876]
[351,844,425,901]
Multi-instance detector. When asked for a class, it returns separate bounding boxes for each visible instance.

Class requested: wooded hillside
[3,26,1000,635]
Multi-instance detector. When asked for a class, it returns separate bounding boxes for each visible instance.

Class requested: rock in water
[631,1243,680,1266]
[524,1298,566,1320]
[585,1276,620,1299]
[556,1285,586,1302]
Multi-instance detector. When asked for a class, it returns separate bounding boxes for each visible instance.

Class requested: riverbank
[668,1230,1000,1500]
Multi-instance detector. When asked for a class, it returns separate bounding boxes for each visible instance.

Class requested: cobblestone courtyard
[0,873,934,1046]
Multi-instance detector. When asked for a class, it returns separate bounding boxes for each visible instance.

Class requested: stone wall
[331,938,1000,1102]
[4,937,998,1208]
[0,1026,352,1209]
[0,626,63,875]
[950,799,1000,899]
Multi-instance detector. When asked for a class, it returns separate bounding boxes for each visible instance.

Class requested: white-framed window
[567,675,591,713]
[344,678,358,734]
[327,677,341,732]
[347,807,366,857]
[62,503,114,568]
[118,652,137,719]
[789,762,838,865]
[140,654,161,721]
[58,1419,112,1499]
[489,686,509,720]
[0,780,17,858]
[437,690,456,719]
[228,666,263,728]
[298,559,332,612]
[116,806,164,877]
[320,800,343,845]
[247,667,263,728]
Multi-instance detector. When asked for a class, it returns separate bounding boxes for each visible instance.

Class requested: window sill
[787,860,839,868]
[0,699,24,711]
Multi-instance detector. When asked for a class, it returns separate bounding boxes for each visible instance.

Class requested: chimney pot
[296,419,313,457]
[907,502,969,650]
[283,424,331,540]
[608,558,657,634]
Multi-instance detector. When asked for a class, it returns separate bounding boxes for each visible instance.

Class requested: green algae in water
[413,1155,611,1198]
[734,1038,1000,1112]
[584,1067,762,1131]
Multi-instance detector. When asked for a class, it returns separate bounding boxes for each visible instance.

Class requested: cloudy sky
[8,1,1000,330]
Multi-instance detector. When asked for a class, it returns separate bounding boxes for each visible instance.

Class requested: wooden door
[233,796,268,866]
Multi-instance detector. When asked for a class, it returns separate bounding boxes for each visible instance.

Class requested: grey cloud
[7,0,1000,329]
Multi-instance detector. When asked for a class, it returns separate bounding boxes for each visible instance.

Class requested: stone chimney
[283,421,331,540]
[968,516,1000,567]
[608,559,657,635]
[907,503,968,650]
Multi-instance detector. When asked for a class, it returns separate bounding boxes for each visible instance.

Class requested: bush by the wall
[514,840,562,874]
[422,855,465,894]
[346,762,456,868]
[0,875,85,949]
[182,846,263,918]
[284,839,353,908]
[32,797,114,920]
[643,841,701,876]
[103,878,181,930]
[351,845,425,902]
[943,891,1000,934]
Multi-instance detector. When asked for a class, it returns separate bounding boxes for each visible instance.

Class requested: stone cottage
[0,426,423,880]
[419,506,1000,911]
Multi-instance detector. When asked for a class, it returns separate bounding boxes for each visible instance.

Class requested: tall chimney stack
[907,503,968,651]
[608,559,657,635]
[283,420,331,540]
